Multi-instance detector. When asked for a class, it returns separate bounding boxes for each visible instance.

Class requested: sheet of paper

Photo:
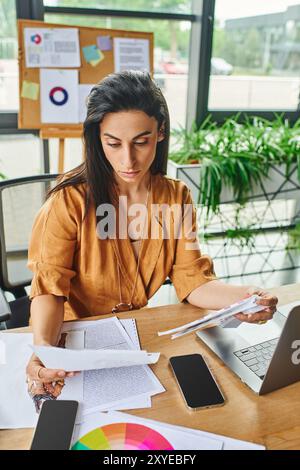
[75,392,153,424]
[40,68,79,124]
[88,318,151,411]
[113,37,150,72]
[119,318,141,349]
[137,415,265,450]
[21,80,39,100]
[78,84,95,122]
[0,330,84,429]
[90,54,104,67]
[62,317,164,415]
[24,27,80,68]
[32,345,160,371]
[64,318,151,415]
[72,410,223,450]
[0,333,37,428]
[97,35,112,51]
[82,45,102,63]
[105,395,151,411]
[158,295,266,339]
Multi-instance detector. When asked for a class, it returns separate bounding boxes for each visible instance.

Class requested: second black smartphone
[169,354,225,410]
[30,400,78,450]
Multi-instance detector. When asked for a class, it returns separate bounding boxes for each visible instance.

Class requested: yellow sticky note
[21,80,40,100]
[90,50,104,67]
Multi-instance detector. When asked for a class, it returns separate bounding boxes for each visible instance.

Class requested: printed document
[158,295,266,339]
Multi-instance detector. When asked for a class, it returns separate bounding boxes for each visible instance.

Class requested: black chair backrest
[0,174,59,294]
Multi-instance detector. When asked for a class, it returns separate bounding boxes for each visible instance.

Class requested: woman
[26,70,277,398]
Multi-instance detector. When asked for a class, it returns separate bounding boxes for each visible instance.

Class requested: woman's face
[100,110,165,185]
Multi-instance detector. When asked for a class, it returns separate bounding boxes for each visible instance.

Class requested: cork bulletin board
[17,19,154,132]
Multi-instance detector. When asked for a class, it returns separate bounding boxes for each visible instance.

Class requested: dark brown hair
[48,70,170,213]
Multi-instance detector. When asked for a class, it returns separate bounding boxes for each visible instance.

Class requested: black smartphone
[169,354,225,410]
[30,400,79,450]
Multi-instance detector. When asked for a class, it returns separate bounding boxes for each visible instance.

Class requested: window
[43,0,192,15]
[0,134,44,178]
[0,0,19,112]
[209,0,300,111]
[44,9,191,129]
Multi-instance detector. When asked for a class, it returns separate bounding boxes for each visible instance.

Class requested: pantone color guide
[72,422,174,450]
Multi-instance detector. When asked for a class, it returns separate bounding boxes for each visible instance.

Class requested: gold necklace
[112,183,151,314]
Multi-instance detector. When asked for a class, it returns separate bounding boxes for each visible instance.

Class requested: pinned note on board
[90,50,104,67]
[82,44,104,65]
[21,80,40,100]
[113,37,150,72]
[97,35,112,51]
[40,68,79,124]
[24,27,81,68]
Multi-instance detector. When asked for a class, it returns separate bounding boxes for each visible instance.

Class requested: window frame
[1,0,299,141]
[196,0,300,126]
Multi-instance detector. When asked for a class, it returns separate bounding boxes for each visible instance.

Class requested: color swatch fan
[72,423,174,450]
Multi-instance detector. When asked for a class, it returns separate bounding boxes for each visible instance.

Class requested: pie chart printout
[72,422,174,450]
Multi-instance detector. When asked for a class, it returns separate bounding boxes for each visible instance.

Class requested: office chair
[0,286,32,330]
[0,174,58,327]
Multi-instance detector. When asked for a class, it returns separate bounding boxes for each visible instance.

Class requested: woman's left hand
[234,286,278,324]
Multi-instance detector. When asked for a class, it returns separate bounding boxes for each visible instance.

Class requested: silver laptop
[196,302,300,395]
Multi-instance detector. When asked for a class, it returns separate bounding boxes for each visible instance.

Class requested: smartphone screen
[169,354,225,410]
[30,400,78,450]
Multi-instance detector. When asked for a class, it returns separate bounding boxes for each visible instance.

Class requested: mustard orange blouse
[28,173,217,320]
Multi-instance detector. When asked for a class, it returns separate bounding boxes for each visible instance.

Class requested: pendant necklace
[112,181,151,314]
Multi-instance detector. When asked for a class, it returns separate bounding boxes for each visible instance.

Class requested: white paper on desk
[24,27,80,68]
[32,345,160,371]
[105,319,151,412]
[0,330,84,429]
[75,393,152,424]
[62,317,165,416]
[81,318,165,415]
[64,318,151,413]
[72,410,223,450]
[141,417,265,450]
[158,295,266,339]
[64,318,142,350]
[105,395,151,411]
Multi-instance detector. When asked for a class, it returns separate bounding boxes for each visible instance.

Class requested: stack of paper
[158,295,266,339]
[62,317,165,418]
[0,317,164,428]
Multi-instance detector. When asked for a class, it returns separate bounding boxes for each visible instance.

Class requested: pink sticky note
[97,35,112,51]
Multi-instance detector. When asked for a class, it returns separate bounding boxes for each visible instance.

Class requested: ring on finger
[37,366,45,380]
[258,320,267,325]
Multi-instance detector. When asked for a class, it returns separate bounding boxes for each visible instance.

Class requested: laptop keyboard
[234,338,279,379]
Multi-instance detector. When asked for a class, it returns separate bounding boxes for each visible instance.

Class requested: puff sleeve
[27,188,78,301]
[168,184,217,302]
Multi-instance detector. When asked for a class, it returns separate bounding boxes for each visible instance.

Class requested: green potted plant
[168,114,300,233]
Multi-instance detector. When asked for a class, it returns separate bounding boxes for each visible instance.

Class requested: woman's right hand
[26,353,78,398]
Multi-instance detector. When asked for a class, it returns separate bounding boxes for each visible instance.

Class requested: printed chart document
[114,37,150,72]
[72,410,265,450]
[63,317,165,416]
[40,69,79,124]
[158,295,266,339]
[0,330,84,429]
[24,27,81,68]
